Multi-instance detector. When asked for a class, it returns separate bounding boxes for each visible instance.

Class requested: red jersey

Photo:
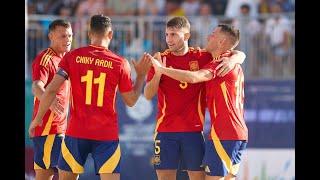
[31,47,70,137]
[59,45,133,140]
[203,52,248,141]
[146,47,212,132]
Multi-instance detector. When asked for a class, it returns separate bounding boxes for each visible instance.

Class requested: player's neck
[210,49,224,58]
[172,44,188,56]
[211,49,231,58]
[210,51,221,57]
[49,46,65,58]
[91,40,110,49]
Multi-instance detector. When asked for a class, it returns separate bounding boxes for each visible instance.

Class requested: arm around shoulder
[230,50,246,64]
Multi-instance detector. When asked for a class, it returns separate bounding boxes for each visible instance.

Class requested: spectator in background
[58,5,72,17]
[105,0,138,16]
[120,29,152,69]
[258,0,271,14]
[47,0,79,16]
[28,0,78,16]
[28,19,73,180]
[160,0,186,16]
[28,0,47,14]
[138,0,165,59]
[204,0,228,16]
[27,4,46,66]
[138,0,164,16]
[258,0,295,15]
[192,2,219,48]
[232,3,262,77]
[276,0,295,13]
[27,0,53,36]
[43,0,63,15]
[75,0,105,17]
[225,0,258,18]
[265,2,292,76]
[182,0,200,17]
[73,0,106,51]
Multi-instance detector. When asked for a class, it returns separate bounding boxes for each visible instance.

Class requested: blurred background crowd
[26,0,295,80]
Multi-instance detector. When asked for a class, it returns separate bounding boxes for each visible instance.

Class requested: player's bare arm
[143,52,162,100]
[215,50,246,77]
[32,80,64,116]
[150,54,213,84]
[121,53,151,107]
[29,74,66,138]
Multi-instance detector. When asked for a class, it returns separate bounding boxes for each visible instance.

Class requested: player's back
[59,44,133,140]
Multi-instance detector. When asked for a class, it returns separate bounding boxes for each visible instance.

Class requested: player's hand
[153,52,166,67]
[28,118,43,138]
[147,52,163,76]
[215,57,236,77]
[153,52,161,61]
[132,52,151,78]
[149,53,166,73]
[49,97,64,116]
[195,47,201,54]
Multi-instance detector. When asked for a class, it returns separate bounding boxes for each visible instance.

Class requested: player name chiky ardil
[76,56,113,69]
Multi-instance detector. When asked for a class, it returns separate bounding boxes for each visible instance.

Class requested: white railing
[26,14,295,80]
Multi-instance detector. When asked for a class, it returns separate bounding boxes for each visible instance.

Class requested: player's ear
[219,37,227,47]
[87,31,92,39]
[48,32,52,41]
[184,32,190,41]
[108,30,113,40]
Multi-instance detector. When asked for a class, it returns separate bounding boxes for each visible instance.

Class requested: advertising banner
[25,80,295,179]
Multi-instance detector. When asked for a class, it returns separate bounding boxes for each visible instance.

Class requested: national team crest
[153,155,161,165]
[189,61,199,71]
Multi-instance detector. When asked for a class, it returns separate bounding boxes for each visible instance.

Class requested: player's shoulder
[188,47,211,55]
[38,47,56,58]
[160,49,171,56]
[110,51,127,63]
[188,47,212,62]
[70,45,89,53]
[32,47,56,66]
[107,50,129,66]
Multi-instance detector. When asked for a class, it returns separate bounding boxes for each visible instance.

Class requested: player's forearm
[126,76,145,107]
[161,67,198,83]
[230,50,246,64]
[34,88,58,121]
[144,75,161,100]
[32,81,45,100]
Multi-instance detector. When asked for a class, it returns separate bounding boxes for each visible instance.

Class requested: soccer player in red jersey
[28,15,151,180]
[28,19,73,180]
[150,23,248,180]
[144,16,246,180]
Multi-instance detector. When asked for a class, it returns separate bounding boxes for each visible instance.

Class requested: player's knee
[156,169,177,180]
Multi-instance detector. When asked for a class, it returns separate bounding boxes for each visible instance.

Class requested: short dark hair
[166,16,190,31]
[218,23,240,48]
[48,19,71,32]
[240,3,250,11]
[90,14,112,36]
